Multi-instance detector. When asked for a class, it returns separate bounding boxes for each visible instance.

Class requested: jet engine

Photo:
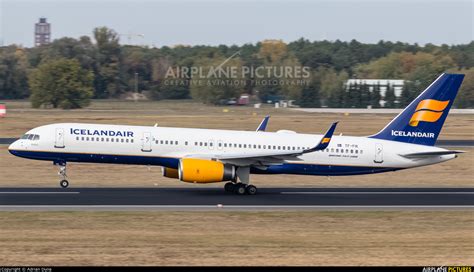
[178,158,235,183]
[162,167,179,179]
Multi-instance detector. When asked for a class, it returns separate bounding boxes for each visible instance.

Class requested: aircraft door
[141,132,152,152]
[55,128,65,148]
[374,143,383,163]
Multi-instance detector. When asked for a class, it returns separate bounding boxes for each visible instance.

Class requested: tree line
[0,26,472,109]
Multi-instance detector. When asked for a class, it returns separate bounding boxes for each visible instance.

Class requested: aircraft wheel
[246,185,257,195]
[60,179,69,188]
[224,182,234,192]
[235,184,247,195]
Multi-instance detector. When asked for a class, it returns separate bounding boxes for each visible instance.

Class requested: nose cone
[8,140,20,156]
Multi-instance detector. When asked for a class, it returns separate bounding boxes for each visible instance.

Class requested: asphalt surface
[0,187,472,211]
[1,138,473,147]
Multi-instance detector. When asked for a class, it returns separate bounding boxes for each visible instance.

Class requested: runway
[0,187,473,211]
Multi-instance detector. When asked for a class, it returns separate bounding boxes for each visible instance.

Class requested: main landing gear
[224,182,258,195]
[55,161,69,188]
[224,166,257,195]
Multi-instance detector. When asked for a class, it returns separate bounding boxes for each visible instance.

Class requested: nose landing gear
[55,161,69,188]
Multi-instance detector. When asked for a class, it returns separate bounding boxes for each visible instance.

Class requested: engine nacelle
[178,158,235,183]
[162,167,179,179]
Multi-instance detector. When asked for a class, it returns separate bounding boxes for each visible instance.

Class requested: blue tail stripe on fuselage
[370,73,464,146]
[9,149,401,176]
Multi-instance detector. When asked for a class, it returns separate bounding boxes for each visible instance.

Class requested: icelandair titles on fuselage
[70,128,134,137]
[391,130,435,138]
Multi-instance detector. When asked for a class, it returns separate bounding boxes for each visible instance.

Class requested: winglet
[303,122,338,153]
[256,115,270,132]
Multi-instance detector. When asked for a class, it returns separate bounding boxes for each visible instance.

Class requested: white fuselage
[8,123,456,177]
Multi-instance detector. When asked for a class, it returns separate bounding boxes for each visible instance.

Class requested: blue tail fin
[369,73,464,146]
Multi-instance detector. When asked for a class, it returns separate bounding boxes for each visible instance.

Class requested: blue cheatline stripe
[250,164,401,176]
[8,149,180,168]
[9,149,401,176]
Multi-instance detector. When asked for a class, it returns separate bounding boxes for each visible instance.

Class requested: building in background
[345,79,405,107]
[346,79,404,97]
[34,18,51,47]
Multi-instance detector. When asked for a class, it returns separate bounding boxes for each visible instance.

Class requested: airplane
[8,73,465,195]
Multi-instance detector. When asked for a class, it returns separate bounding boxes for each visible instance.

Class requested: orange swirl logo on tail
[409,99,449,127]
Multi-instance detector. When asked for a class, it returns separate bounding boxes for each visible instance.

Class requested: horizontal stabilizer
[400,150,465,159]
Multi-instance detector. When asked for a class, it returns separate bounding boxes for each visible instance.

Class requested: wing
[185,122,338,167]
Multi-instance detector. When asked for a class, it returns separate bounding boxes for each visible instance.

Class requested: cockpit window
[20,134,40,141]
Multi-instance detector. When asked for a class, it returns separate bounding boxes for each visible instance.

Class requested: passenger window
[185,141,188,146]
[106,138,109,142]
[360,150,363,154]
[175,141,178,145]
[91,138,95,142]
[126,139,129,143]
[86,137,90,141]
[121,139,124,143]
[165,140,168,144]
[111,138,114,142]
[355,150,358,154]
[131,139,134,143]
[76,136,79,141]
